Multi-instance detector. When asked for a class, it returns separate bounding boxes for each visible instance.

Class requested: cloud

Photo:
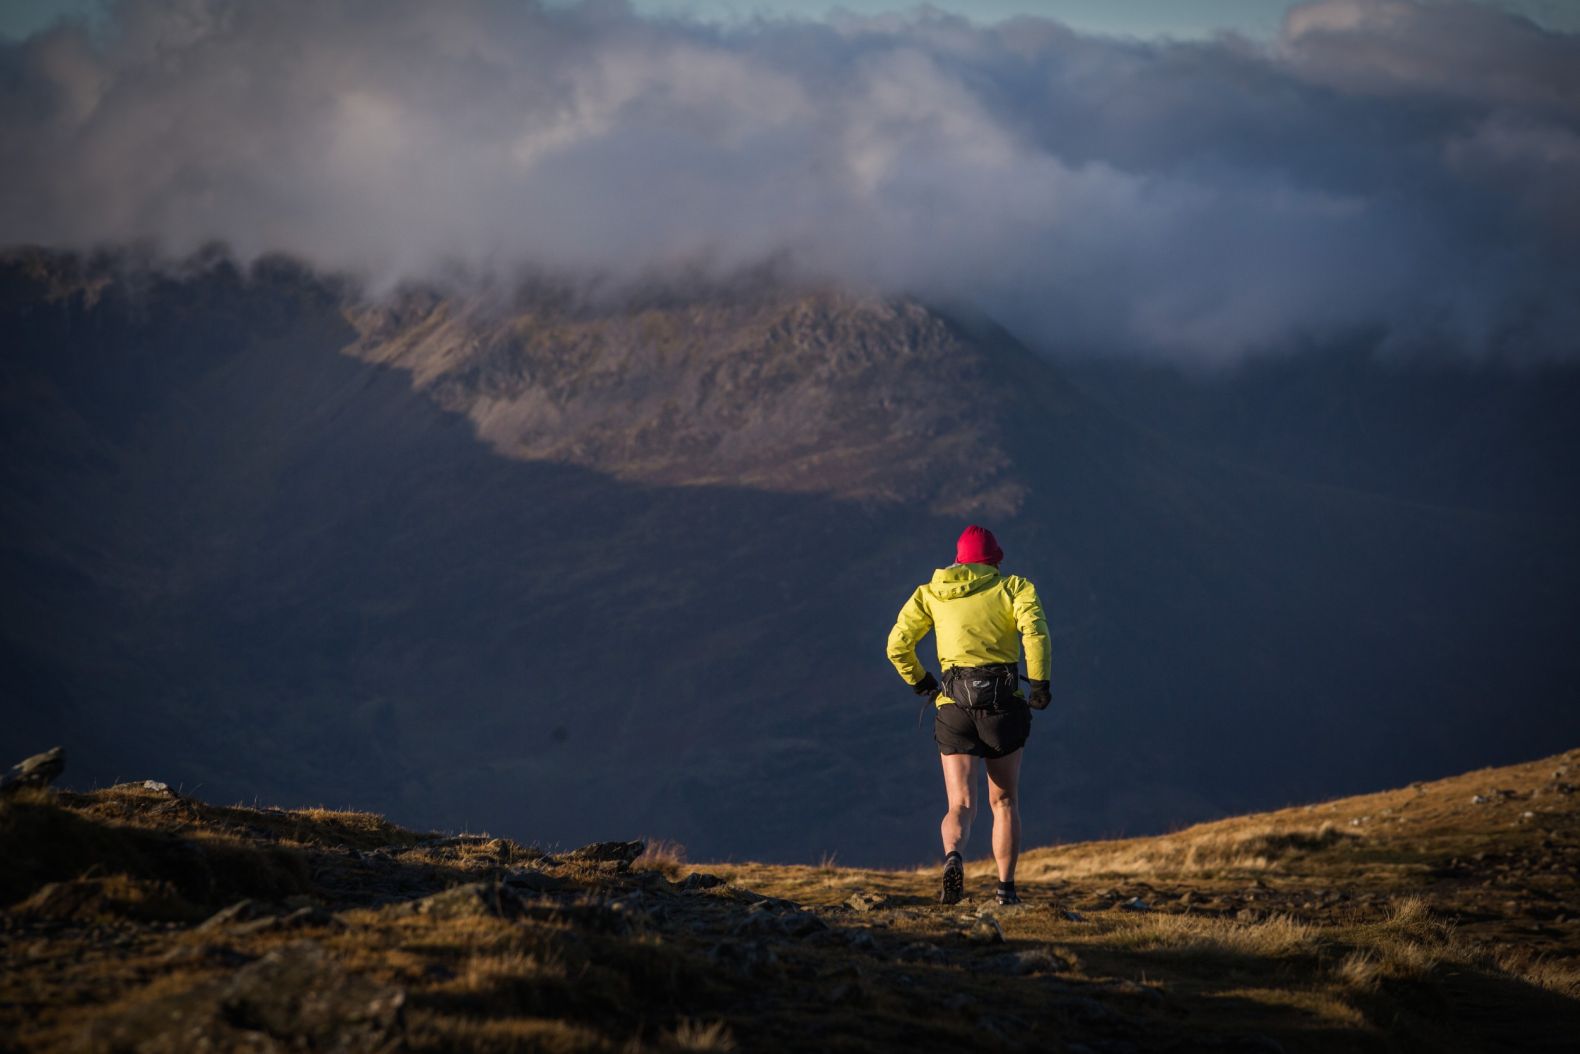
[1,0,1577,361]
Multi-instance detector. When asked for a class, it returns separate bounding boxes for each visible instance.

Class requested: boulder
[680,872,727,892]
[985,947,1071,975]
[407,882,520,920]
[965,916,1004,943]
[1,747,65,796]
[846,891,891,912]
[566,840,646,870]
[221,942,405,1049]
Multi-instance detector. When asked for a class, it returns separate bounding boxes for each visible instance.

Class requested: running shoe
[996,886,1021,906]
[940,854,964,904]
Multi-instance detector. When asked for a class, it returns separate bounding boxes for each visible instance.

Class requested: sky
[2,0,1578,362]
[6,0,1579,40]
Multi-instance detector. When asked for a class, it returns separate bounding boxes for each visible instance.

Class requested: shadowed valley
[2,247,1578,865]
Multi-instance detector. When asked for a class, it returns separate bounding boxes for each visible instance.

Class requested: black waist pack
[941,663,1022,711]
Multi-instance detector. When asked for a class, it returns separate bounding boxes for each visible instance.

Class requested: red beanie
[956,525,1003,566]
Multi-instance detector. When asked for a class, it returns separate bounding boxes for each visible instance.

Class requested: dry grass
[668,1018,736,1052]
[1333,950,1383,992]
[1026,821,1355,881]
[6,746,1578,1054]
[632,839,688,877]
[1489,947,1580,999]
[1112,911,1318,957]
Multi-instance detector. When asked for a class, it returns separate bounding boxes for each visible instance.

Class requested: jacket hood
[928,562,1001,600]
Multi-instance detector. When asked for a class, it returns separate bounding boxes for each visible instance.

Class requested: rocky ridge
[343,286,1048,516]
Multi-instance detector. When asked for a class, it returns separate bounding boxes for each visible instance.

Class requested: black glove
[1026,679,1051,710]
[911,671,940,696]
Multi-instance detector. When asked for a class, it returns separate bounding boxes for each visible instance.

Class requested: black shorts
[934,701,1031,759]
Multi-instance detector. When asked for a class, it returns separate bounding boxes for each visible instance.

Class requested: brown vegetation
[3,750,1578,1051]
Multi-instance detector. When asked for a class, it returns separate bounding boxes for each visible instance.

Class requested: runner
[887,525,1051,905]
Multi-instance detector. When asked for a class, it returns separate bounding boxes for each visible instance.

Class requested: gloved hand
[911,671,940,696]
[1026,679,1051,710]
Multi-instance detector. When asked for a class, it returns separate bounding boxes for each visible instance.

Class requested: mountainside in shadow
[2,246,1578,866]
[5,746,1578,1052]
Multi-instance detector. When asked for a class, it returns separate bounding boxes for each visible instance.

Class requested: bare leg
[984,749,1023,884]
[939,752,979,856]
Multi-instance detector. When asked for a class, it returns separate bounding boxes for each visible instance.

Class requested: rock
[408,882,519,920]
[842,928,878,952]
[142,780,171,792]
[966,916,1004,943]
[985,947,1071,975]
[222,942,405,1048]
[1,747,65,796]
[1061,909,1086,922]
[1121,897,1151,912]
[680,872,727,891]
[502,866,565,894]
[847,891,890,912]
[1472,794,1492,804]
[566,840,646,870]
[81,941,403,1052]
[160,942,254,967]
[196,899,262,931]
[279,905,337,929]
[1105,979,1165,1005]
[732,912,782,937]
[779,911,829,937]
[711,938,780,978]
[898,941,948,963]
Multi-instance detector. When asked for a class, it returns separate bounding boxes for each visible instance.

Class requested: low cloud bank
[2,0,1577,361]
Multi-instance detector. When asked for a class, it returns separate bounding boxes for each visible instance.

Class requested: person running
[887,525,1051,905]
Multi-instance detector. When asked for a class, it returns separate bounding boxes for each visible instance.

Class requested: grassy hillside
[3,748,1577,1052]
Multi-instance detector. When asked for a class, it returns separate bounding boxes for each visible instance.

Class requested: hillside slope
[3,246,1578,865]
[3,747,1577,1052]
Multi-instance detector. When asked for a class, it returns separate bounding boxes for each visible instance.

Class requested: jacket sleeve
[886,587,934,686]
[1007,577,1052,683]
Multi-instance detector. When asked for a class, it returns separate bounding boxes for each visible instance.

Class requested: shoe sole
[940,860,964,904]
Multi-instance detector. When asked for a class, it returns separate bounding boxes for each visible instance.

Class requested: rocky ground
[2,749,1578,1053]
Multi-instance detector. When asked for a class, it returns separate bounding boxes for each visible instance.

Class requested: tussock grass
[1113,912,1317,958]
[1028,821,1355,881]
[632,839,687,877]
[1489,948,1580,998]
[1333,950,1383,992]
[668,1018,736,1052]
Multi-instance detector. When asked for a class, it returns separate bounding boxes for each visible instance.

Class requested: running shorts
[934,701,1031,759]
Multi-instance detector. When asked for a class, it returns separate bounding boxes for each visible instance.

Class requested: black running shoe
[996,886,1021,906]
[940,854,964,905]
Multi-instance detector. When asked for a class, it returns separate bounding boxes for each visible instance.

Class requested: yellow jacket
[887,563,1051,706]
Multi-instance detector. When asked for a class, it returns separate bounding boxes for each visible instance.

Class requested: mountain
[5,746,1577,1051]
[2,246,1578,866]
